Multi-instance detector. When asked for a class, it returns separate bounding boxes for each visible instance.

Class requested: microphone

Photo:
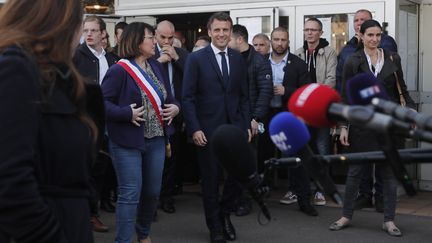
[288,83,412,135]
[211,124,271,221]
[294,83,416,196]
[345,72,389,105]
[345,73,432,142]
[268,112,343,205]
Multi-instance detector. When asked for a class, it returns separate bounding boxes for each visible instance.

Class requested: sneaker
[279,191,297,205]
[313,191,326,206]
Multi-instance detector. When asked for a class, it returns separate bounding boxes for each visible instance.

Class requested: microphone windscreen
[346,72,389,105]
[269,112,310,156]
[211,124,256,183]
[288,83,341,127]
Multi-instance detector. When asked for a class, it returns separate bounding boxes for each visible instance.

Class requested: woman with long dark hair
[102,22,179,243]
[0,0,98,242]
[329,19,414,237]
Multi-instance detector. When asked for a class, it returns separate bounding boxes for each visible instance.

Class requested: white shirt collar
[210,43,228,55]
[269,52,289,65]
[87,44,106,58]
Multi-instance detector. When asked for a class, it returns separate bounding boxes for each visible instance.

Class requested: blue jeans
[109,137,165,243]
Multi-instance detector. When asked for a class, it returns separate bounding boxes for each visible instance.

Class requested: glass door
[294,2,385,53]
[230,8,279,44]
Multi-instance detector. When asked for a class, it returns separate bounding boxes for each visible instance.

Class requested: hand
[273,84,285,96]
[157,53,172,63]
[339,127,350,146]
[192,130,207,146]
[130,103,144,127]
[250,119,259,136]
[247,129,252,143]
[162,104,179,125]
[161,45,179,61]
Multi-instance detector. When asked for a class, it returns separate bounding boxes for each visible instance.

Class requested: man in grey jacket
[293,17,337,207]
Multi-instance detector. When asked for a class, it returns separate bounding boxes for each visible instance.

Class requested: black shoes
[222,215,236,241]
[160,199,176,214]
[354,195,373,210]
[210,229,226,243]
[234,200,252,217]
[100,200,115,213]
[299,202,318,216]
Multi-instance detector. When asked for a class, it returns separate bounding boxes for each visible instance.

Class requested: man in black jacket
[263,26,317,216]
[153,20,189,214]
[73,15,117,233]
[228,24,273,216]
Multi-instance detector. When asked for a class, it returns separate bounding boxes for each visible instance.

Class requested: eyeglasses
[143,36,155,40]
[303,28,321,32]
[83,29,100,34]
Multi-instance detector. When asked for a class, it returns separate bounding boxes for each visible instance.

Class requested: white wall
[419,3,432,190]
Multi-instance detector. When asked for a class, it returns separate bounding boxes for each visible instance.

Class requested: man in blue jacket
[228,24,273,216]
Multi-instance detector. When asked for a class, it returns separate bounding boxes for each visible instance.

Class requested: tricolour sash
[117,59,164,127]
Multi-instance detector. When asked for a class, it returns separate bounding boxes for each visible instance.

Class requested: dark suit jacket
[280,53,312,108]
[101,58,179,151]
[154,46,189,101]
[182,45,250,138]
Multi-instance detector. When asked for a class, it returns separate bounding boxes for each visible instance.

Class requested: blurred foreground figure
[0,0,99,242]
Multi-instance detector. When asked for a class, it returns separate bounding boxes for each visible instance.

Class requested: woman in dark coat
[329,20,414,237]
[0,1,98,242]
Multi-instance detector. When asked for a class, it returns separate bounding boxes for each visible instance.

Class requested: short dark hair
[305,17,323,30]
[360,19,381,34]
[196,35,211,43]
[271,26,288,39]
[232,24,248,42]
[207,12,232,30]
[84,15,106,31]
[118,22,155,59]
[115,21,128,35]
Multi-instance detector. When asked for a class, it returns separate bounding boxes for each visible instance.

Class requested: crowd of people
[0,1,413,243]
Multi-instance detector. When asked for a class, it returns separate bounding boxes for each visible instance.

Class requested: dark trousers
[196,143,241,231]
[359,164,383,200]
[160,126,185,202]
[89,137,111,215]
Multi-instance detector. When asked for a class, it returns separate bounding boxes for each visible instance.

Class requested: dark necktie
[219,52,229,86]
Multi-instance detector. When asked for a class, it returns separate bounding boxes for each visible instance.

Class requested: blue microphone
[269,112,310,156]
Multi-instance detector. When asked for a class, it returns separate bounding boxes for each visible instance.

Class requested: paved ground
[94,186,432,243]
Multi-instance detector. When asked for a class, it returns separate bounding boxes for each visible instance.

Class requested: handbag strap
[389,55,406,106]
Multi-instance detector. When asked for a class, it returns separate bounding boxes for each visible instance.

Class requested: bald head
[156,20,175,47]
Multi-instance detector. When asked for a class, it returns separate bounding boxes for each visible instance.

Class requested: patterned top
[138,61,167,138]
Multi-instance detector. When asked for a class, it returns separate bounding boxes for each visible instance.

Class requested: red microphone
[288,83,341,127]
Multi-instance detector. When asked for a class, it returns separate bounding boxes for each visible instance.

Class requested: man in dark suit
[153,20,189,214]
[259,26,318,216]
[182,12,250,243]
[73,15,117,233]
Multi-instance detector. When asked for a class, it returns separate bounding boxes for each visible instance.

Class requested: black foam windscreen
[211,124,256,183]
